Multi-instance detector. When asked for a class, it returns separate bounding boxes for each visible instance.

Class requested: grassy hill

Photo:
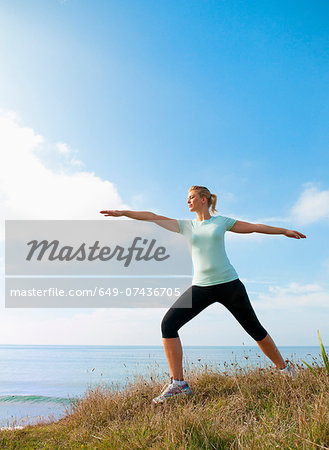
[1,362,329,449]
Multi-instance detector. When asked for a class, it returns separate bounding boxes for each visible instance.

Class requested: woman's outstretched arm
[230,220,306,239]
[99,210,180,232]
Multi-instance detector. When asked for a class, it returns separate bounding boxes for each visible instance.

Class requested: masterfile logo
[5,220,192,308]
[25,237,170,267]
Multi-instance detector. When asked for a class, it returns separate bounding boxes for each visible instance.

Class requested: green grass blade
[301,360,317,375]
[317,329,329,374]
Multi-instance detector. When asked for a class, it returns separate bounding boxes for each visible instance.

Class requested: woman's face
[187,190,206,212]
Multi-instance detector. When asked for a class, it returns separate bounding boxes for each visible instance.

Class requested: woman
[100,185,306,404]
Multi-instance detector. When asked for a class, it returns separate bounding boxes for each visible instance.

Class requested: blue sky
[0,0,328,346]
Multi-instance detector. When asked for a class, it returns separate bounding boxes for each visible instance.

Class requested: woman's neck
[196,211,212,222]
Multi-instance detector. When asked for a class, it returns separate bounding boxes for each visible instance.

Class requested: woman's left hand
[284,230,307,239]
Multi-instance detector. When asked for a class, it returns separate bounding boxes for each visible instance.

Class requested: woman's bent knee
[161,317,179,339]
[254,328,268,342]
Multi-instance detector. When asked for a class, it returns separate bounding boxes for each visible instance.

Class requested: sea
[0,345,323,429]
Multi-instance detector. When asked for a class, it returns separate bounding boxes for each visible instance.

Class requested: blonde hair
[189,186,218,215]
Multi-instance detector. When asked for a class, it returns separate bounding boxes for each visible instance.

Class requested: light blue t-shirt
[177,215,238,286]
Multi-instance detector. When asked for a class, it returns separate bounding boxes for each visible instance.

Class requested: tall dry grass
[1,359,329,449]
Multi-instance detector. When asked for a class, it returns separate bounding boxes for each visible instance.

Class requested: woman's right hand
[99,210,125,217]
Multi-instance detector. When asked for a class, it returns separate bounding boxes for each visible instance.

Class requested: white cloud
[259,183,329,227]
[0,308,165,345]
[0,110,131,241]
[69,156,84,168]
[56,141,84,168]
[268,282,322,295]
[56,142,71,155]
[255,282,329,310]
[290,183,329,225]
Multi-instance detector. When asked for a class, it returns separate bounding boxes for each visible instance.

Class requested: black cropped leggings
[161,278,268,342]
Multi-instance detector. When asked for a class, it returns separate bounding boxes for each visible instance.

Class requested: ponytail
[210,193,218,215]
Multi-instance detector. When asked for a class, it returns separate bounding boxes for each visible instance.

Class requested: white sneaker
[152,380,192,404]
[279,363,297,379]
